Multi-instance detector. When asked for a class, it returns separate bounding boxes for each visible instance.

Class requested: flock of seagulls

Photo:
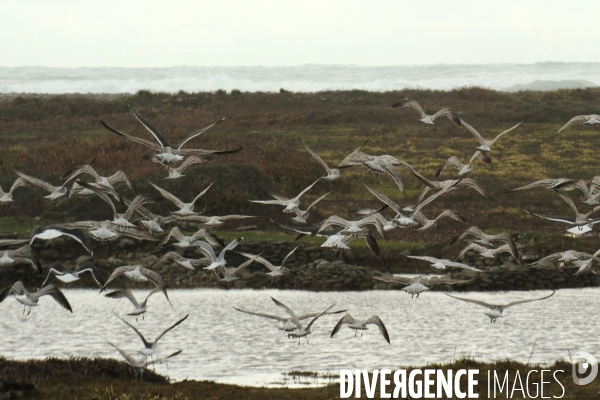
[0,100,597,377]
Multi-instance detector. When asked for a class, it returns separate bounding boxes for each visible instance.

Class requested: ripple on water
[0,287,598,387]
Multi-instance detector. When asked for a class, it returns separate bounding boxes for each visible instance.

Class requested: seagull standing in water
[331,314,390,344]
[445,291,555,323]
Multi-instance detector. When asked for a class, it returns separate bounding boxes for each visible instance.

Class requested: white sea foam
[0,63,599,94]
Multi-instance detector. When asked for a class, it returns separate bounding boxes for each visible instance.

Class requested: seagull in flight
[435,151,491,178]
[557,114,600,133]
[101,111,240,165]
[150,179,217,216]
[445,291,555,323]
[0,245,42,274]
[75,182,157,228]
[107,342,182,380]
[116,313,189,359]
[526,192,600,235]
[407,255,482,272]
[105,286,169,319]
[151,252,211,271]
[461,120,523,153]
[233,305,347,332]
[0,281,72,314]
[373,275,473,298]
[216,254,263,288]
[288,191,332,225]
[59,220,158,242]
[193,237,244,270]
[101,265,171,304]
[450,226,518,258]
[250,178,322,213]
[0,177,26,203]
[271,297,335,345]
[144,154,210,180]
[61,162,137,197]
[339,151,415,195]
[331,314,390,344]
[301,141,345,180]
[391,99,462,126]
[40,261,105,288]
[15,171,69,201]
[160,226,224,248]
[457,243,521,264]
[508,178,578,193]
[29,225,93,255]
[237,245,300,279]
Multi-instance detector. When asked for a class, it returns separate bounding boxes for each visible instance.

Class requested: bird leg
[354,330,357,337]
[27,307,31,316]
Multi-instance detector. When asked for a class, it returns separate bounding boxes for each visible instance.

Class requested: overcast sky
[3,0,599,67]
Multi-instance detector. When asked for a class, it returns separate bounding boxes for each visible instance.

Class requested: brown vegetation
[1,357,595,399]
[1,88,600,246]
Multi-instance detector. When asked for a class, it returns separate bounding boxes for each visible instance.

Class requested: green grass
[0,216,51,236]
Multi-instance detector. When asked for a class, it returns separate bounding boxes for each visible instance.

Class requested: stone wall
[2,237,599,292]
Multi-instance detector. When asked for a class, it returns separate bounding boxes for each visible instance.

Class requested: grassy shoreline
[1,356,597,399]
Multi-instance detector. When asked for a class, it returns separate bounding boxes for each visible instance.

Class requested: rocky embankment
[1,233,599,292]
